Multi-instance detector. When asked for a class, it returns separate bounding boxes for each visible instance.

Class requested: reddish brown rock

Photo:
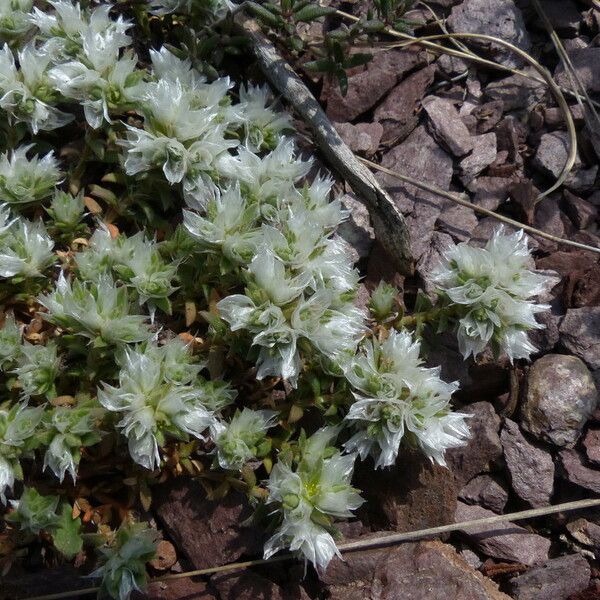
[560,308,600,369]
[323,48,426,122]
[423,95,474,157]
[507,554,590,600]
[557,449,600,494]
[455,502,551,566]
[564,191,598,230]
[375,65,436,146]
[355,448,457,532]
[460,133,497,184]
[137,579,216,600]
[153,478,263,570]
[333,122,383,156]
[566,517,600,548]
[583,428,600,466]
[446,401,503,486]
[369,541,510,600]
[459,474,509,514]
[211,570,309,600]
[555,48,600,94]
[500,419,554,507]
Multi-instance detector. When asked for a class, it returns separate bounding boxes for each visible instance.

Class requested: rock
[459,474,509,514]
[377,125,453,260]
[149,540,177,571]
[436,204,479,242]
[564,191,598,230]
[0,567,93,600]
[473,101,505,134]
[533,196,567,252]
[566,517,600,548]
[583,428,600,466]
[557,449,600,494]
[447,0,531,68]
[521,354,598,446]
[566,167,599,194]
[500,419,554,507]
[375,65,437,146]
[355,448,457,532]
[472,177,512,211]
[532,131,575,179]
[333,122,383,156]
[555,48,600,94]
[507,554,590,600]
[417,231,455,294]
[535,0,581,36]
[460,133,497,184]
[153,478,263,570]
[423,96,474,156]
[324,48,426,121]
[485,70,546,111]
[446,401,503,486]
[545,104,585,128]
[337,193,375,261]
[560,308,600,369]
[137,579,216,600]
[370,541,511,600]
[455,502,551,566]
[211,570,309,600]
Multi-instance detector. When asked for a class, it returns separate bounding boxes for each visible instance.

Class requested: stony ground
[4,0,600,599]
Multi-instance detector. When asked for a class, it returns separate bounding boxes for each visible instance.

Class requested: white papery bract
[0,145,61,206]
[430,227,552,361]
[0,43,73,133]
[0,403,43,503]
[0,312,21,367]
[13,341,61,399]
[0,0,34,45]
[38,272,150,345]
[211,407,276,470]
[97,340,229,470]
[0,212,55,278]
[343,330,470,469]
[264,428,363,570]
[41,399,104,482]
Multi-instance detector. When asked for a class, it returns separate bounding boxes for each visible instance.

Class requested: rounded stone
[521,354,598,447]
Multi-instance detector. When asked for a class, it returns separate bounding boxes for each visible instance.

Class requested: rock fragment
[459,474,509,514]
[560,308,600,369]
[557,449,600,494]
[521,354,598,446]
[422,96,474,157]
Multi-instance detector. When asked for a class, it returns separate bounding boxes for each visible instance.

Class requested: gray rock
[582,428,600,466]
[532,131,576,179]
[560,308,600,370]
[417,231,455,295]
[533,195,567,252]
[211,570,309,600]
[521,354,598,446]
[501,419,554,507]
[446,401,503,486]
[557,448,600,494]
[536,0,581,36]
[459,474,509,514]
[377,125,453,260]
[375,65,437,146]
[324,48,426,122]
[460,133,497,184]
[555,48,600,94]
[566,517,600,548]
[455,502,551,566]
[436,204,479,242]
[507,554,590,600]
[472,177,511,211]
[337,193,375,260]
[485,70,546,111]
[333,122,383,157]
[370,541,511,600]
[423,96,474,157]
[447,0,531,69]
[564,190,598,230]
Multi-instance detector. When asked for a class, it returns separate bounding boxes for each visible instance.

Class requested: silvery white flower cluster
[0,204,55,279]
[343,329,470,468]
[431,227,551,361]
[97,338,235,470]
[264,427,363,569]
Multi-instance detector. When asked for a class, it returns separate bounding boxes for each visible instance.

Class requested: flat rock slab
[501,419,554,507]
[423,95,474,157]
[447,0,531,69]
[507,554,590,600]
[153,478,263,570]
[455,502,550,566]
[521,354,598,446]
[485,70,545,111]
[460,133,497,184]
[459,474,509,514]
[555,48,600,94]
[211,570,309,600]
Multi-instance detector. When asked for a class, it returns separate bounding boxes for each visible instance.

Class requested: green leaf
[293,5,335,23]
[336,68,348,96]
[246,2,283,28]
[303,58,336,73]
[343,52,373,68]
[52,504,83,559]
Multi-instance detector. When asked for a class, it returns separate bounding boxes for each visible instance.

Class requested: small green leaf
[303,58,336,73]
[52,504,83,559]
[246,1,283,28]
[343,52,373,68]
[293,5,335,23]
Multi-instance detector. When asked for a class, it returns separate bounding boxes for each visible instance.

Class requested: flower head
[13,341,61,399]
